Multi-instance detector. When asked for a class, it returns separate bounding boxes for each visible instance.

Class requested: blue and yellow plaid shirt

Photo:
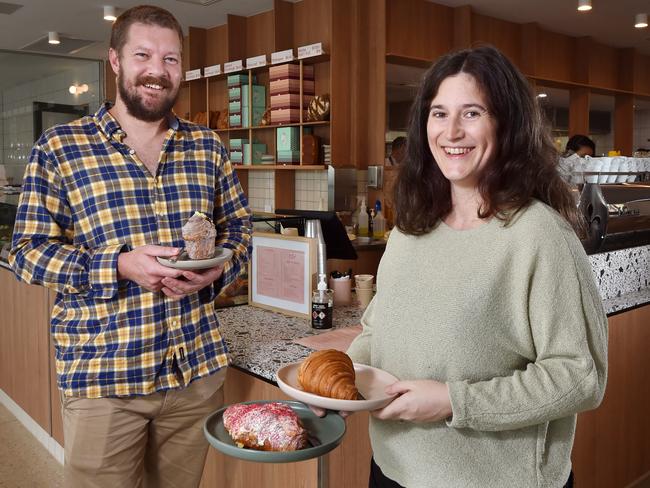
[10,103,251,398]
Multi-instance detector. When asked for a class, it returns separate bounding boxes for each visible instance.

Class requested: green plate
[203,400,346,463]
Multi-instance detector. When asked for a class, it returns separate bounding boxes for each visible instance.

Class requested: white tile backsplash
[295,171,328,210]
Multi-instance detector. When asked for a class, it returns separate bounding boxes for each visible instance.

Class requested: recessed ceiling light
[577,0,592,12]
[537,93,548,98]
[48,32,60,45]
[103,6,117,22]
[635,13,648,28]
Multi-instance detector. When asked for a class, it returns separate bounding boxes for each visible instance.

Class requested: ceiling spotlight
[577,0,592,12]
[537,93,548,98]
[48,31,60,45]
[69,84,89,95]
[103,6,117,22]
[635,13,648,28]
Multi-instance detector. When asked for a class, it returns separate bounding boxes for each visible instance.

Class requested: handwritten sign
[224,60,243,74]
[204,64,221,77]
[246,54,267,69]
[272,49,295,65]
[297,42,323,59]
[184,68,201,81]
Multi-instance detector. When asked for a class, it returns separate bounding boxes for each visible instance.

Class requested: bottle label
[311,302,333,329]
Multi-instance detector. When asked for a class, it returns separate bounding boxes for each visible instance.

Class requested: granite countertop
[217,305,364,383]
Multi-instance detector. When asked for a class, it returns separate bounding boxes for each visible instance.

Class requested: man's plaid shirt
[9,103,251,398]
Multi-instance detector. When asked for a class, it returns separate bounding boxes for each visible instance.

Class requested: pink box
[270,93,314,109]
[269,64,314,81]
[270,108,307,124]
[269,79,315,96]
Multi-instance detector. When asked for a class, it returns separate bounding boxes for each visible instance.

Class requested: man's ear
[108,48,120,76]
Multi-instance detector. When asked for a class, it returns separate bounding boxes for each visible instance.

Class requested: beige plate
[157,248,233,270]
[276,362,398,411]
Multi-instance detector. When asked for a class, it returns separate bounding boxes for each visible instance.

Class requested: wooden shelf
[233,164,327,170]
[214,121,330,133]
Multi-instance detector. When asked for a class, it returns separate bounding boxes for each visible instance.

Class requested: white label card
[246,54,267,69]
[297,42,323,59]
[272,49,295,64]
[184,69,201,81]
[204,64,221,77]
[224,60,243,74]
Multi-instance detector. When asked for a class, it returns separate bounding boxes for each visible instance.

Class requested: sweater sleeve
[446,229,608,432]
[346,295,377,365]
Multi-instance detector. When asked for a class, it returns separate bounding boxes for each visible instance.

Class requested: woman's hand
[372,380,452,423]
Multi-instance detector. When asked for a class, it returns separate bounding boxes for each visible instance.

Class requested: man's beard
[118,70,178,122]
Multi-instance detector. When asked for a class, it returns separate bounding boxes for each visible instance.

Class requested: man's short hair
[110,5,184,55]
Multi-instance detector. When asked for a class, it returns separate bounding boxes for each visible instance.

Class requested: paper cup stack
[354,274,374,309]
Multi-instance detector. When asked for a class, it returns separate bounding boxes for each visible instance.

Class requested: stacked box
[277,127,300,151]
[228,106,266,128]
[244,143,267,165]
[269,63,315,124]
[242,84,266,107]
[227,74,255,87]
[230,138,249,151]
[230,150,243,164]
[277,150,300,164]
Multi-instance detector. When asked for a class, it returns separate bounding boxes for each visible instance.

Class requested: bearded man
[9,6,251,487]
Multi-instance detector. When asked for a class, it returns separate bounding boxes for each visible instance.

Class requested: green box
[230,138,249,151]
[229,150,243,164]
[276,127,300,151]
[229,100,242,113]
[244,143,267,165]
[228,86,241,100]
[229,114,241,127]
[227,74,255,87]
[242,106,266,128]
[242,84,266,107]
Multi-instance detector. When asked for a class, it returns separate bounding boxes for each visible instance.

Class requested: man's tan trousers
[61,369,226,488]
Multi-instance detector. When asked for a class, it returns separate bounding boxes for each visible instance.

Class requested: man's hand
[117,245,183,292]
[160,264,225,301]
[371,380,452,423]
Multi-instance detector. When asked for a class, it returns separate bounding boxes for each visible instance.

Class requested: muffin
[182,211,216,259]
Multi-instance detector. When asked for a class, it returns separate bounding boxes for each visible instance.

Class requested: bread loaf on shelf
[298,349,359,400]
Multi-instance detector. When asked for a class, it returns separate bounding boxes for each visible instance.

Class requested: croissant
[297,349,359,400]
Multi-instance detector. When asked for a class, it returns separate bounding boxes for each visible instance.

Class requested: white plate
[157,248,233,270]
[276,362,398,411]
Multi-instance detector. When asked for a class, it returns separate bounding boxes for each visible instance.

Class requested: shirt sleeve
[211,143,252,298]
[9,142,125,299]
[446,228,608,432]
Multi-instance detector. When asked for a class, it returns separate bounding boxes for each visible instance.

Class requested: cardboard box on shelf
[242,106,266,127]
[242,84,266,107]
[269,79,315,96]
[269,63,314,81]
[230,138,249,151]
[270,108,307,124]
[270,93,313,110]
[277,127,300,151]
[227,74,255,87]
[244,143,267,165]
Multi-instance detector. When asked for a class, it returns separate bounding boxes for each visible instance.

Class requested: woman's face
[426,73,497,191]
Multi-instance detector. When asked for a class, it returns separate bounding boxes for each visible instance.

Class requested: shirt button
[129,149,135,155]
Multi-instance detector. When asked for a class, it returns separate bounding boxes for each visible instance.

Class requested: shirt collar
[94,101,180,143]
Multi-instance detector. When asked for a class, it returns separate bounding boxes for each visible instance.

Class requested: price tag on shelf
[184,68,202,81]
[297,42,323,59]
[224,60,243,74]
[271,49,295,64]
[246,54,267,69]
[204,64,221,77]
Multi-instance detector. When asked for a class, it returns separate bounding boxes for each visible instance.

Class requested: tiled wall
[246,170,330,213]
[295,171,328,210]
[1,60,102,184]
[634,109,650,151]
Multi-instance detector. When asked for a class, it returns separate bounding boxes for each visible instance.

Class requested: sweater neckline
[437,216,496,235]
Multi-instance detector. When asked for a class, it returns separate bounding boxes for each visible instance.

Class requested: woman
[347,46,608,488]
[564,134,596,157]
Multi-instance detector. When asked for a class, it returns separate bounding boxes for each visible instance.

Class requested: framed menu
[249,232,316,318]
